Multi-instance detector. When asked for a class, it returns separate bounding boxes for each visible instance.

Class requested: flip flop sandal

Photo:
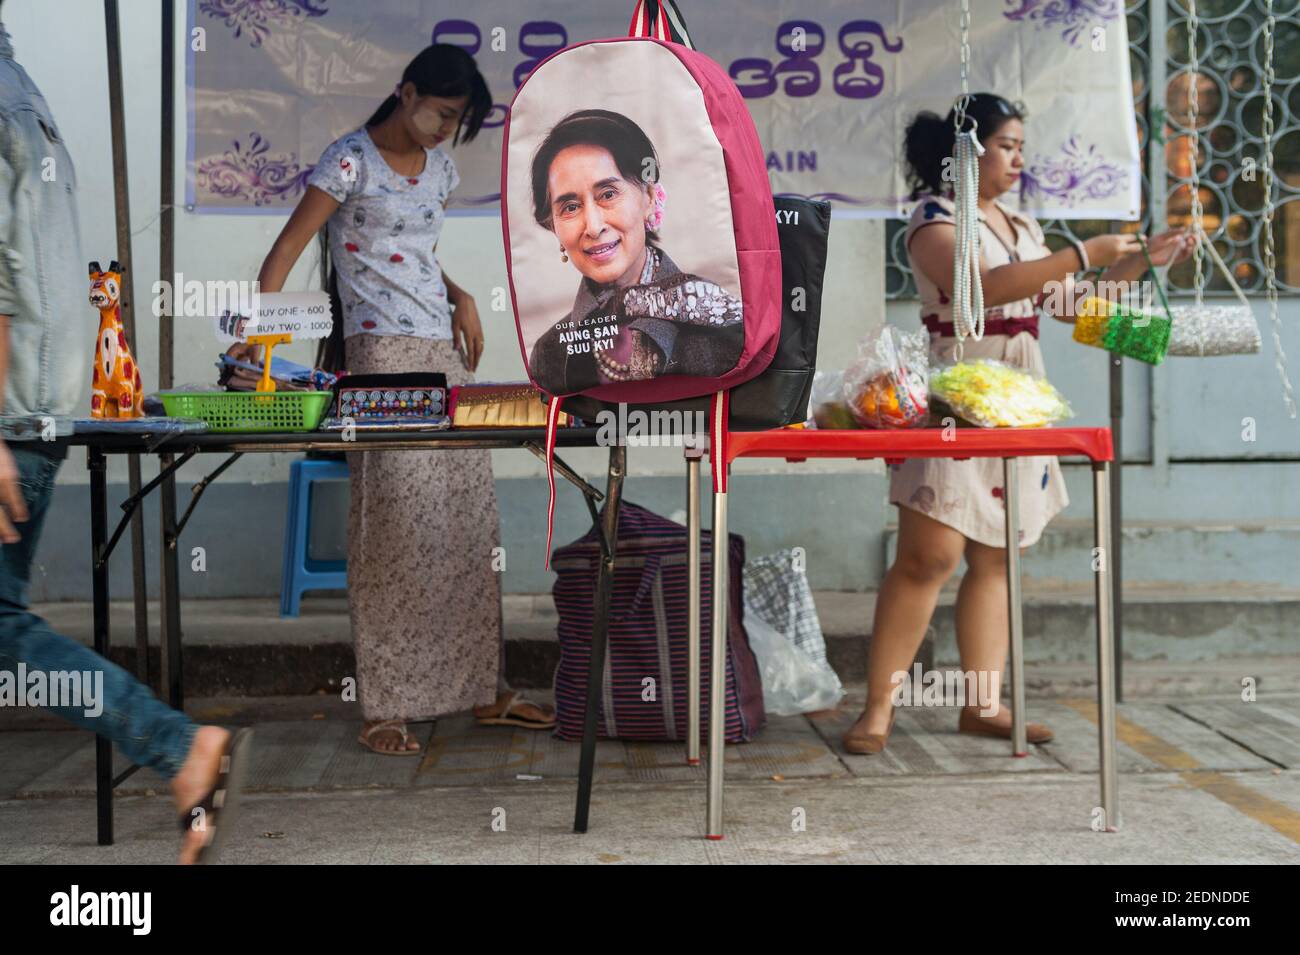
[475,691,556,730]
[178,727,254,866]
[357,719,422,756]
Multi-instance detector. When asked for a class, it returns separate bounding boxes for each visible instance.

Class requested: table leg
[706,482,728,840]
[1109,354,1124,703]
[1093,462,1120,831]
[686,451,702,766]
[89,448,113,846]
[1002,458,1027,757]
[159,456,183,708]
[573,445,625,833]
[127,455,149,686]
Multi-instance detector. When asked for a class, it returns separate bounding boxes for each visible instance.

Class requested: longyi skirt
[344,334,502,720]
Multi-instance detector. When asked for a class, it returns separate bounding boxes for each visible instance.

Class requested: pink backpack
[500,1,780,559]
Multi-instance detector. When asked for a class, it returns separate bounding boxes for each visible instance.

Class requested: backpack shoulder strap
[543,395,564,569]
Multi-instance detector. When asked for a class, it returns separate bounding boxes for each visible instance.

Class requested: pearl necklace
[596,349,635,382]
[594,247,661,382]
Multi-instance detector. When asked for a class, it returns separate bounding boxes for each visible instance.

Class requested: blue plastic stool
[280,458,349,617]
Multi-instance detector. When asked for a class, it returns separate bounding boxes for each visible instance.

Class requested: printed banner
[188,0,1140,220]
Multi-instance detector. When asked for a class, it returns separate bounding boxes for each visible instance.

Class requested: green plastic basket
[159,391,332,433]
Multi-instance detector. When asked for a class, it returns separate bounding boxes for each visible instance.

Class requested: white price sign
[214,291,333,343]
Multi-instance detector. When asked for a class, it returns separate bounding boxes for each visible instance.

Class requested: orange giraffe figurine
[89,260,143,418]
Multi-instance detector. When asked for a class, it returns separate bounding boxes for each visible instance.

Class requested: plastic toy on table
[929,359,1073,428]
[89,261,143,418]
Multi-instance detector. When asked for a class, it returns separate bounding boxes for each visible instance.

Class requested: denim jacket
[0,22,92,420]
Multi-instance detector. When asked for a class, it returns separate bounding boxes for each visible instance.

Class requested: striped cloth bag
[742,549,829,666]
[550,501,765,742]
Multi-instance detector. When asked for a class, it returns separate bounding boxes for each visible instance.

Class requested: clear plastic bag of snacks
[929,359,1073,428]
[806,370,856,429]
[841,325,930,429]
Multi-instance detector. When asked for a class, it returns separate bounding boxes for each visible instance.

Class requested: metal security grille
[885,0,1299,299]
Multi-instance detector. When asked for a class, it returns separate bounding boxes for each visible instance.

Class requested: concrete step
[912,581,1300,666]
[885,518,1300,589]
[24,592,928,696]
[882,517,1300,663]
[24,585,1300,696]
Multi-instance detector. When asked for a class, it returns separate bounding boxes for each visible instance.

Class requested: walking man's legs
[0,444,246,863]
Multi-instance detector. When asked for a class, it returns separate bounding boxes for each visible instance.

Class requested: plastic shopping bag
[806,369,856,429]
[929,359,1072,428]
[743,610,844,716]
[743,554,843,716]
[841,325,930,429]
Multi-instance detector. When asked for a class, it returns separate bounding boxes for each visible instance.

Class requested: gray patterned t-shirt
[307,128,459,340]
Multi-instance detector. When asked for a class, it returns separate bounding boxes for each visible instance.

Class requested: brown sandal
[958,707,1054,743]
[358,719,422,756]
[475,691,556,730]
[842,708,897,755]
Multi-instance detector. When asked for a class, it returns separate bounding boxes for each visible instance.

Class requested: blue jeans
[0,446,197,778]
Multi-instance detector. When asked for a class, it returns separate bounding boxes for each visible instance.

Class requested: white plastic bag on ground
[743,599,844,716]
[742,550,843,715]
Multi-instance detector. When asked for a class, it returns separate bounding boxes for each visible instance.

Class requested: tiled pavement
[2,690,1297,863]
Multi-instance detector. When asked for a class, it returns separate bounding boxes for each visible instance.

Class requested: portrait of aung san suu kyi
[526,109,744,393]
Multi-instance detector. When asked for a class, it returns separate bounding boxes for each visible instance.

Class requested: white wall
[7,0,884,486]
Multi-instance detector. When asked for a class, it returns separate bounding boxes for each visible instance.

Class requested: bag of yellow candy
[929,359,1072,428]
[841,325,929,429]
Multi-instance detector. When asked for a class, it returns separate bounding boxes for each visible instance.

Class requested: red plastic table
[683,426,1118,839]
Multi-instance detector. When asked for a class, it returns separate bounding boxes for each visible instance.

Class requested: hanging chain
[1187,0,1205,305]
[950,0,983,361]
[954,0,972,127]
[1260,0,1296,417]
[953,130,986,356]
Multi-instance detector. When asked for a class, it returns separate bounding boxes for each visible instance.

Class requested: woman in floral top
[234,46,555,755]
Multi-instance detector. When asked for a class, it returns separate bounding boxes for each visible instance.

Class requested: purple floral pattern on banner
[1002,0,1120,47]
[199,0,329,48]
[196,134,315,206]
[1020,136,1126,202]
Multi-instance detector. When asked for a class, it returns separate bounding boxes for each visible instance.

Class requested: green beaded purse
[1074,239,1174,366]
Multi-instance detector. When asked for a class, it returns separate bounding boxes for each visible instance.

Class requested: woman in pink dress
[843,93,1195,754]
